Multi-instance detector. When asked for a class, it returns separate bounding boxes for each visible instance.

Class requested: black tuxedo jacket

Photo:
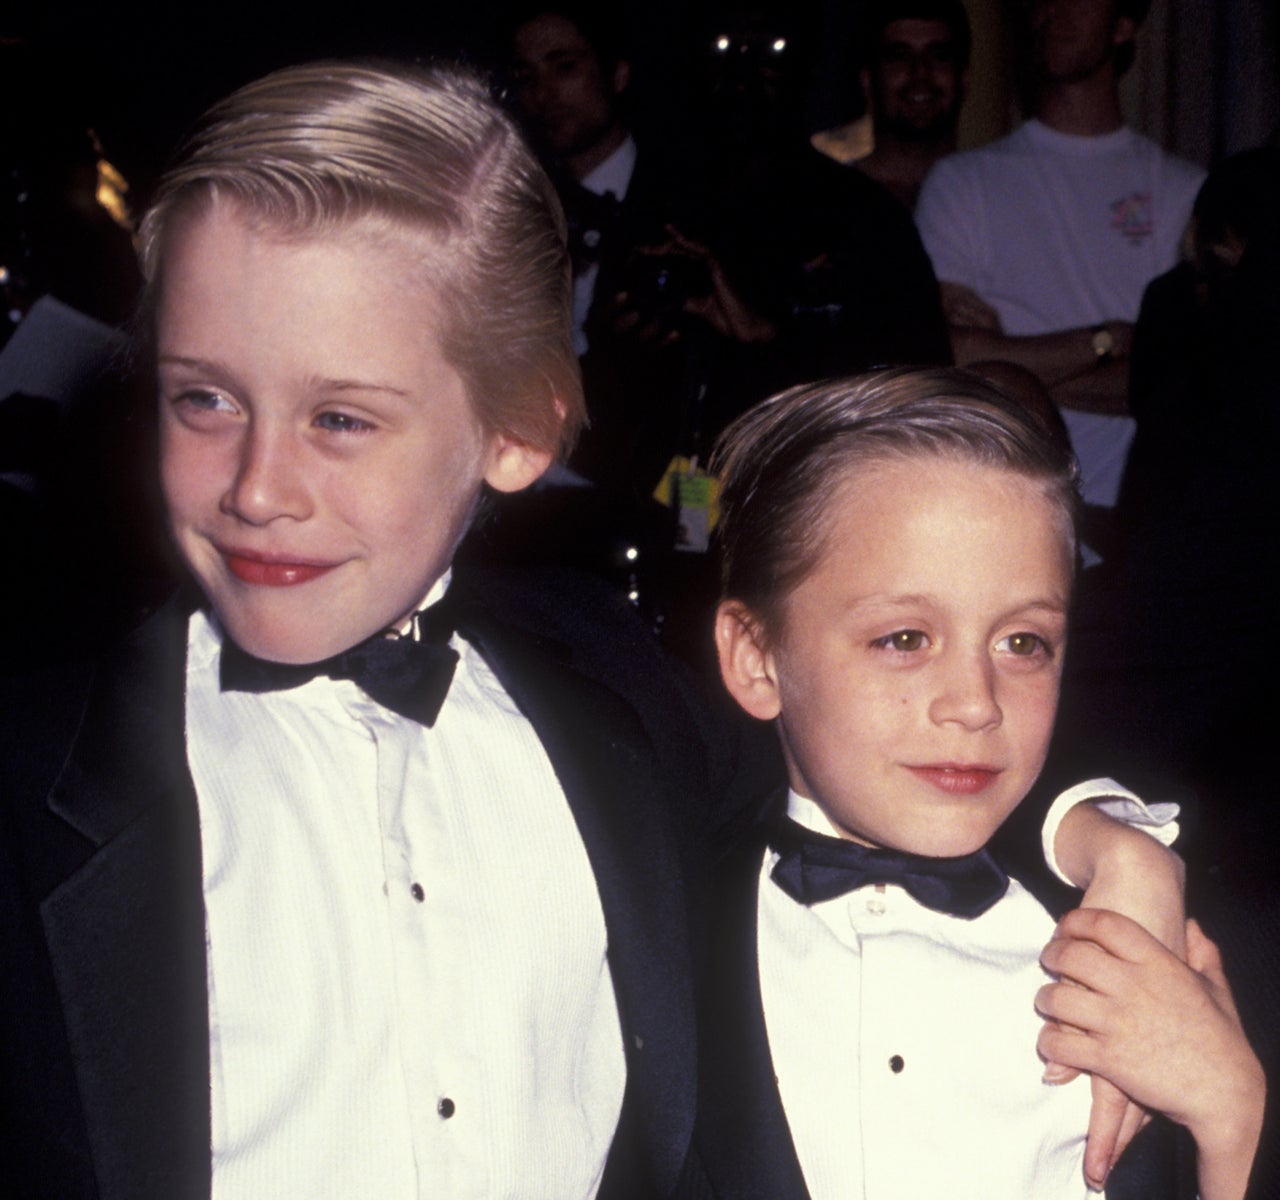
[0,565,773,1199]
[676,800,1196,1200]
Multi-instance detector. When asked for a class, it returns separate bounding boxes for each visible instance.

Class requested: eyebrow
[157,356,413,399]
[317,379,413,398]
[848,593,1069,620]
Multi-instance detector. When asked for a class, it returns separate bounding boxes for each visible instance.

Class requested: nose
[928,649,1003,732]
[523,68,554,113]
[220,419,313,526]
[907,51,932,81]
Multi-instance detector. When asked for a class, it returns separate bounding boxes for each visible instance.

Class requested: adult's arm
[915,159,1133,415]
[940,283,1134,415]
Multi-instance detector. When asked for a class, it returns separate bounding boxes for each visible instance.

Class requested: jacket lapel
[458,599,697,1197]
[41,603,212,1200]
[691,815,811,1199]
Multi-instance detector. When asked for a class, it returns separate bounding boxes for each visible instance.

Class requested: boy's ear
[484,432,554,494]
[715,599,782,721]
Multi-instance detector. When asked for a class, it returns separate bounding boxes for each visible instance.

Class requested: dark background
[8,0,866,203]
[9,0,1280,212]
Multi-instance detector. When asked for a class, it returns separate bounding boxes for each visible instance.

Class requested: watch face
[1091,327,1115,360]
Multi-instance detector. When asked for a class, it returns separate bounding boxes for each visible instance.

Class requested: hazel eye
[998,632,1049,658]
[874,629,929,653]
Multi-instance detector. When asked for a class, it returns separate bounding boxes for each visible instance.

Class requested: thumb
[1185,918,1241,1018]
[1184,918,1219,973]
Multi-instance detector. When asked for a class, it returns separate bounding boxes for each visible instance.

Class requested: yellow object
[653,455,721,551]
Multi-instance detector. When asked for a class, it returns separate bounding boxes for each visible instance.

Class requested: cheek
[159,425,218,522]
[1007,677,1061,757]
[360,440,483,547]
[831,674,913,751]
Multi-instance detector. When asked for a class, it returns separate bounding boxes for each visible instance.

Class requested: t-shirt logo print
[1110,192,1154,244]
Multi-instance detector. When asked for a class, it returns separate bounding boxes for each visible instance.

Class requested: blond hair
[138,60,583,457]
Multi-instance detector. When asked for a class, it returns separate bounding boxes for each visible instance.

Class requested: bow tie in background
[562,184,623,274]
[219,598,459,727]
[770,816,1009,919]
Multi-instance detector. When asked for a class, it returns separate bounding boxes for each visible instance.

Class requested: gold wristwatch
[1090,323,1115,365]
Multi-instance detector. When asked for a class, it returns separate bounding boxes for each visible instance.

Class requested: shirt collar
[580,134,638,200]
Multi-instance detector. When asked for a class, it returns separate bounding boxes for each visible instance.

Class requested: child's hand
[1037,909,1265,1200]
[1051,806,1188,1183]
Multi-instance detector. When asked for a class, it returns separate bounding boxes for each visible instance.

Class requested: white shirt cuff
[1042,777,1181,885]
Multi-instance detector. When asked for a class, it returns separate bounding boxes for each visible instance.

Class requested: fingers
[938,282,1003,330]
[1053,906,1168,965]
[1083,1076,1130,1190]
[1036,1002,1109,1076]
[1040,1059,1081,1085]
[1080,1081,1151,1191]
[1041,926,1139,998]
[1112,1100,1149,1163]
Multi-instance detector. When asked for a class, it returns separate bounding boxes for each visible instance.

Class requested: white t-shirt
[916,120,1204,506]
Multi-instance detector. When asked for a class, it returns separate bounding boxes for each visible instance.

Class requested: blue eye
[176,388,234,412]
[168,388,239,427]
[314,411,375,434]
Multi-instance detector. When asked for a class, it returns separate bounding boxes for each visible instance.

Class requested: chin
[214,607,356,665]
[894,823,1000,860]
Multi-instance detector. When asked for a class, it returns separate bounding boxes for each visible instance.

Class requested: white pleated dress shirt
[184,591,625,1199]
[760,788,1178,1200]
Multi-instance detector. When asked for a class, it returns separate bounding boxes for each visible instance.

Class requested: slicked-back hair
[138,59,584,458]
[713,366,1080,635]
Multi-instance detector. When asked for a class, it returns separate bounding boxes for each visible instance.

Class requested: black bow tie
[770,816,1009,919]
[219,599,459,727]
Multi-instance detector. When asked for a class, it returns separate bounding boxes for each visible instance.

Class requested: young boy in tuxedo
[0,65,1192,1199]
[691,368,1264,1200]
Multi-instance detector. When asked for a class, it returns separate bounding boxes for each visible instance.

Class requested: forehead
[155,203,455,375]
[158,197,447,300]
[1031,0,1118,26]
[808,454,1073,589]
[880,18,956,53]
[513,13,597,65]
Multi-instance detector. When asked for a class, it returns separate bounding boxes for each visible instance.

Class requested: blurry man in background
[853,0,969,210]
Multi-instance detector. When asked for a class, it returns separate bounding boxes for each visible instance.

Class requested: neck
[860,134,956,208]
[567,124,628,183]
[1036,74,1124,137]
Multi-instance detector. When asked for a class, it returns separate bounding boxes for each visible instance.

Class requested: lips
[221,548,339,587]
[907,765,1002,795]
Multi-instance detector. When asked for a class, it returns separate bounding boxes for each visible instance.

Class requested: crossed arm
[939,281,1133,417]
